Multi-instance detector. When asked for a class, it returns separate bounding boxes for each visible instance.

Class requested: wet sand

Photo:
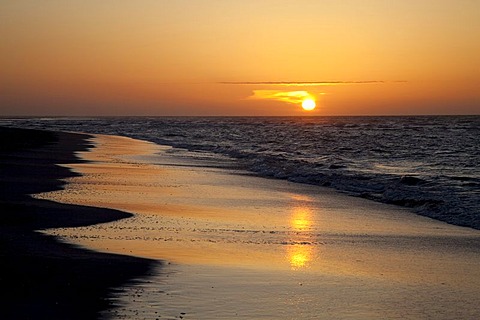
[37,133,480,319]
[0,127,156,320]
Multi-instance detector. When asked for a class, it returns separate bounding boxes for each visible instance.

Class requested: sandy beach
[0,127,156,320]
[33,132,480,319]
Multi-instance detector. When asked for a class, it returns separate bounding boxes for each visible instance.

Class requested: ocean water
[2,116,479,229]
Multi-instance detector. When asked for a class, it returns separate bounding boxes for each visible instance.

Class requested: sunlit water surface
[37,135,480,320]
[5,116,479,229]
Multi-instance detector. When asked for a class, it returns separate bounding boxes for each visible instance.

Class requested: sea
[2,116,479,229]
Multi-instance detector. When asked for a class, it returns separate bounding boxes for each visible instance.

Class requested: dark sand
[0,127,156,320]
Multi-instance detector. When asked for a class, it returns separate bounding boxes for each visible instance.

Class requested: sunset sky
[1,0,479,116]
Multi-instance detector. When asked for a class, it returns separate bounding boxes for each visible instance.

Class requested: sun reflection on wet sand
[287,244,314,270]
[287,202,316,270]
[290,206,312,231]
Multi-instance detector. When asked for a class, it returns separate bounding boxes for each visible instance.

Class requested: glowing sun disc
[302,99,316,111]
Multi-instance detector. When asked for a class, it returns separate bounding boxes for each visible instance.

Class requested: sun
[301,98,316,111]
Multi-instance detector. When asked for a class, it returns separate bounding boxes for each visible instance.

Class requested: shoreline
[34,131,480,319]
[0,127,157,320]
[3,126,480,319]
[2,116,477,231]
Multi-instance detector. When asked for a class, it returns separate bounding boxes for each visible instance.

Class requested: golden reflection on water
[291,207,312,231]
[287,202,316,270]
[287,244,314,270]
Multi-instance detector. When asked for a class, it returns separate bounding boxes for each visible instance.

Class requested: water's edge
[2,116,479,230]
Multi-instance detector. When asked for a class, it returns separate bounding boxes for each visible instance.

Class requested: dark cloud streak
[219,81,406,86]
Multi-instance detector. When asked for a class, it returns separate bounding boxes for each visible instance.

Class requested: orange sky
[1,0,479,116]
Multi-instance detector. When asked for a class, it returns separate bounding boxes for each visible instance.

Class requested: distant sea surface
[2,116,479,229]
